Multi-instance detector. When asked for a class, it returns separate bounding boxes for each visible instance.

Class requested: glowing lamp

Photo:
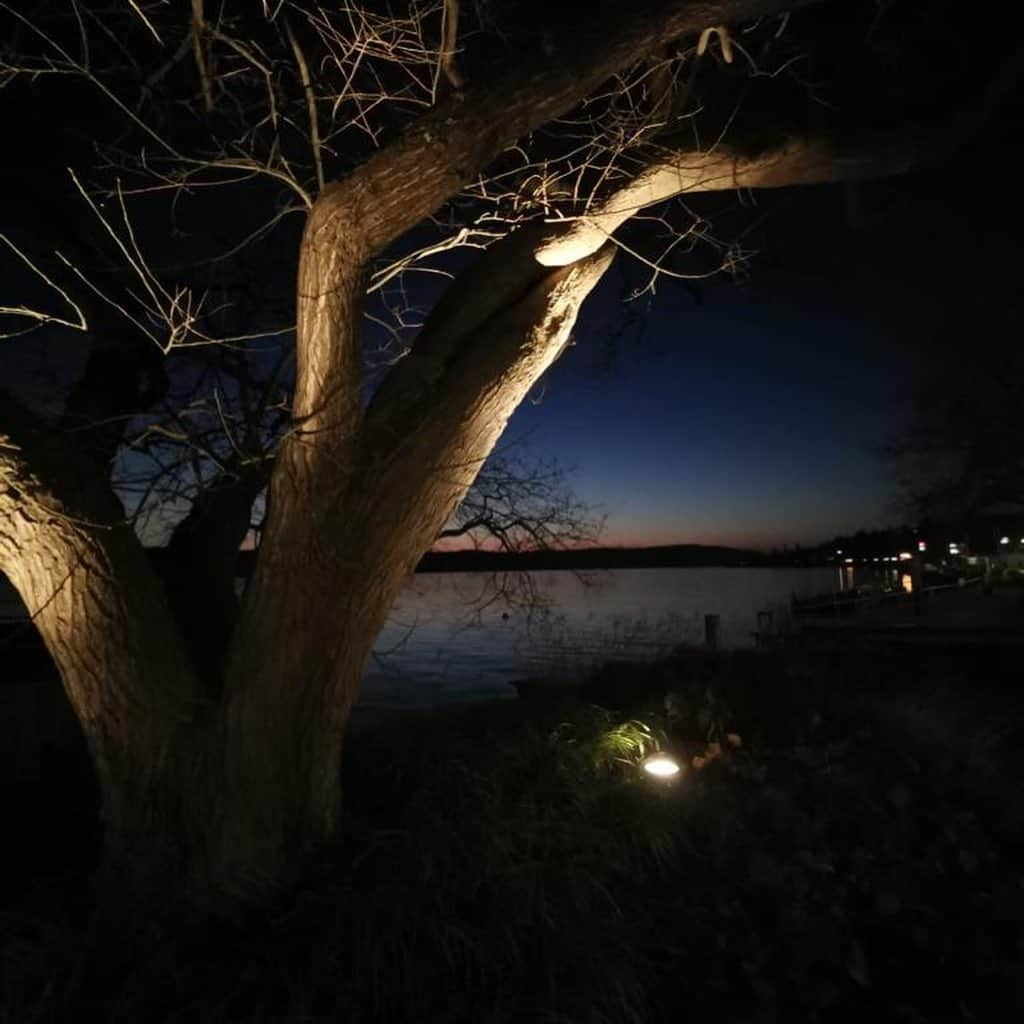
[899,552,912,561]
[917,540,927,552]
[1000,536,1010,545]
[643,754,681,778]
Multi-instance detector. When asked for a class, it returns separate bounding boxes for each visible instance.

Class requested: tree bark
[215,230,614,896]
[0,395,213,898]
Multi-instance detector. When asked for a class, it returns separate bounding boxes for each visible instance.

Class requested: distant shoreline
[1,546,829,620]
[215,545,823,577]
[412,544,825,574]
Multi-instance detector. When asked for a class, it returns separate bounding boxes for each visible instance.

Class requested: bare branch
[0,233,88,337]
[284,14,324,193]
[191,0,214,112]
[433,0,464,100]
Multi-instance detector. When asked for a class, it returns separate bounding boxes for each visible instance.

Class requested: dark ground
[2,607,1023,1022]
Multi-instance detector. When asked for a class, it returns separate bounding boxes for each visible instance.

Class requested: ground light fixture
[642,754,682,779]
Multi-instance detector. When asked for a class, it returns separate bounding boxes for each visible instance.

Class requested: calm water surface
[363,567,837,707]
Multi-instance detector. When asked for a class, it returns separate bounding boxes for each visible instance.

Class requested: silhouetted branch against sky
[1,0,1022,547]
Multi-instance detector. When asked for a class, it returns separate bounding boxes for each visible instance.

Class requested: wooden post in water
[704,613,720,650]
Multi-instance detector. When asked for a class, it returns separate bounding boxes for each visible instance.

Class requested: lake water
[363,567,837,707]
[0,565,845,709]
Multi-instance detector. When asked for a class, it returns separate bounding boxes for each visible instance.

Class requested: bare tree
[885,317,1024,521]
[0,0,1019,905]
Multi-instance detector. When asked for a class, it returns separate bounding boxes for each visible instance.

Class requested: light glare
[643,755,681,778]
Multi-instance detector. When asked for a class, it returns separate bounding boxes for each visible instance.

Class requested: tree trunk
[0,397,217,899]
[216,231,614,899]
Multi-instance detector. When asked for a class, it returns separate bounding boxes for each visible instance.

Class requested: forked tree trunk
[0,228,613,905]
[2,0,933,905]
[213,232,615,898]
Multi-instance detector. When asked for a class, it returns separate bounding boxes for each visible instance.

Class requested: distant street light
[1000,536,1010,545]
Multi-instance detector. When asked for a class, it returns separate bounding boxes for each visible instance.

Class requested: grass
[2,643,1023,1022]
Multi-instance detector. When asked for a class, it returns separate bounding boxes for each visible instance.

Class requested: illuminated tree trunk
[0,398,213,896]
[0,226,612,903]
[0,0,952,905]
[215,227,614,898]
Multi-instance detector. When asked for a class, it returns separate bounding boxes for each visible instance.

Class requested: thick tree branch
[534,135,914,264]
[317,0,819,257]
[160,454,272,688]
[536,53,1024,266]
[0,394,209,875]
[358,232,615,573]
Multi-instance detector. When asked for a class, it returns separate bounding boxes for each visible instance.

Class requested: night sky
[502,154,1023,550]
[4,146,1018,553]
[2,3,1022,555]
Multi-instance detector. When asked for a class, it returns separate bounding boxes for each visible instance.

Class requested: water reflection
[364,566,837,707]
[838,564,913,595]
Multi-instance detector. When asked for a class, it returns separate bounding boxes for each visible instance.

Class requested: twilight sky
[499,156,1023,551]
[2,13,1021,556]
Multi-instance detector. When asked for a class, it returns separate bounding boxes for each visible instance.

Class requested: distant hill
[146,543,785,582]
[414,544,765,573]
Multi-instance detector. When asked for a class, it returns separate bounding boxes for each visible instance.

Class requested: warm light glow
[844,557,854,564]
[918,540,927,552]
[899,552,912,561]
[643,754,681,778]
